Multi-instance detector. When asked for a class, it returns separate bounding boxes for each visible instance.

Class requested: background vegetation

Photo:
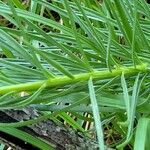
[0,0,150,149]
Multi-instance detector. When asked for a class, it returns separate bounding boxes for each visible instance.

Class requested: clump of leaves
[0,0,150,150]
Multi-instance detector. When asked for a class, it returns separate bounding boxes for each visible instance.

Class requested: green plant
[0,0,150,149]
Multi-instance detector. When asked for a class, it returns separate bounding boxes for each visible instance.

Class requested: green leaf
[88,77,105,150]
[134,118,150,150]
[0,127,54,150]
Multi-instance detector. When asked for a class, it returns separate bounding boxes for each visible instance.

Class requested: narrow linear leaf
[88,77,105,150]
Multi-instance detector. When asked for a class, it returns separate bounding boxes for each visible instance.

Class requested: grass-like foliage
[0,0,150,149]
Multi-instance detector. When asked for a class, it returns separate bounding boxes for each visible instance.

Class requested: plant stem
[0,63,148,94]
